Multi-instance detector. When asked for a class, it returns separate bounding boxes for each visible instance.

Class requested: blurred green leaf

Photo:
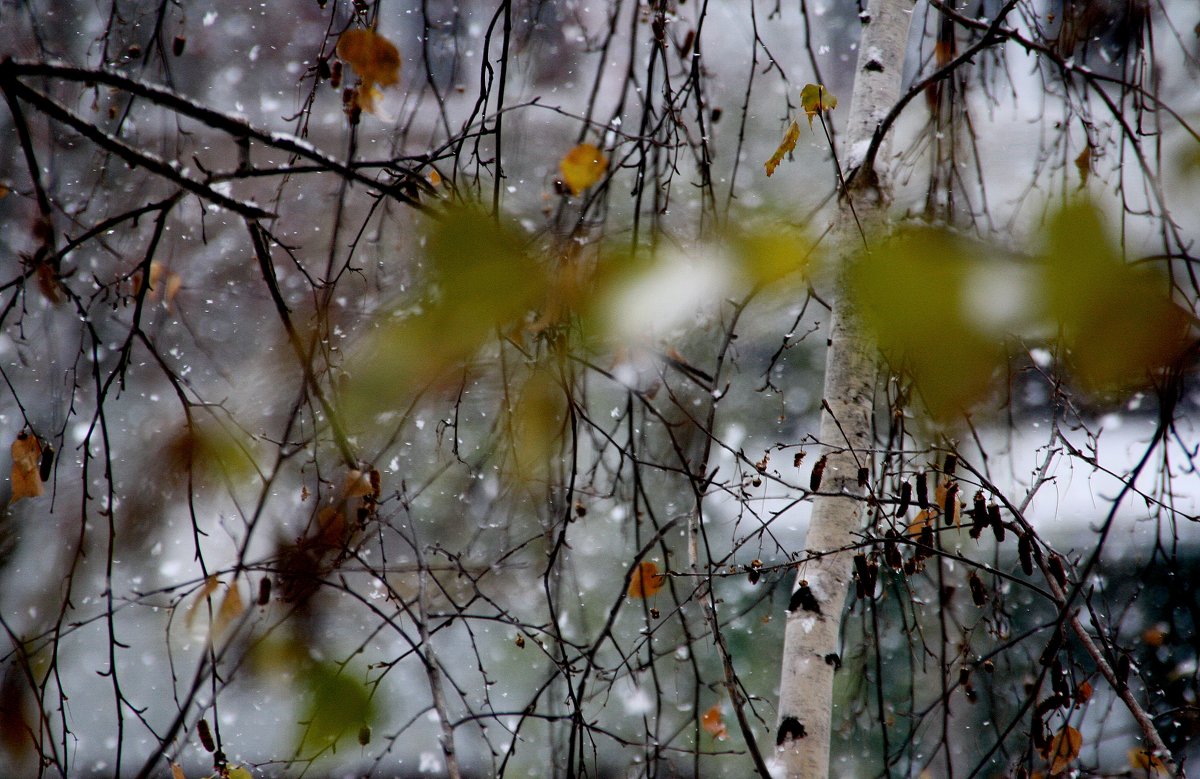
[295,661,377,755]
[1042,199,1190,393]
[728,226,812,289]
[850,228,1007,421]
[346,207,548,417]
[508,366,566,483]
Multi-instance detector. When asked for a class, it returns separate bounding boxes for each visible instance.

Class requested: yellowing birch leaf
[1046,725,1081,775]
[170,763,186,779]
[800,83,837,128]
[10,432,44,501]
[628,561,666,598]
[764,121,800,177]
[225,766,253,779]
[559,143,607,195]
[701,704,728,740]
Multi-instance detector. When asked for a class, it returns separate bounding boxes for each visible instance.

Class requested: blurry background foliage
[853,198,1192,423]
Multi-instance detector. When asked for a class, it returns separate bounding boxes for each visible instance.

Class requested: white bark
[774,2,915,777]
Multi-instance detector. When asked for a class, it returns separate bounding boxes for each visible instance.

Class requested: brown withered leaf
[10,433,44,502]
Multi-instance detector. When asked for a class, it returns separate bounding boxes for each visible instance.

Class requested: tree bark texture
[773,2,916,777]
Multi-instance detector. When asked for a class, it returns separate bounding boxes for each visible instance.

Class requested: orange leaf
[1074,680,1093,704]
[764,120,800,177]
[906,508,933,536]
[701,704,728,740]
[1046,725,1081,775]
[170,763,187,779]
[10,432,43,502]
[315,505,347,549]
[1128,748,1169,776]
[628,561,665,598]
[336,28,401,115]
[337,29,401,87]
[559,143,607,195]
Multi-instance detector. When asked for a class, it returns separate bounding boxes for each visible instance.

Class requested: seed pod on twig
[810,455,827,492]
[896,481,911,517]
[1048,554,1068,589]
[916,471,929,509]
[1018,532,1034,576]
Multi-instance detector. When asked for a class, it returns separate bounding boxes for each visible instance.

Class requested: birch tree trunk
[774,2,916,776]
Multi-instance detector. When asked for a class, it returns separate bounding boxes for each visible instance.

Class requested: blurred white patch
[606,249,730,344]
[622,683,654,715]
[962,263,1038,334]
[418,751,441,773]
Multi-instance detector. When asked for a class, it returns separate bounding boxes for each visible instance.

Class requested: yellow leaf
[764,121,800,177]
[225,766,253,779]
[1128,748,1169,776]
[336,28,401,116]
[165,272,183,310]
[800,83,837,128]
[701,704,728,740]
[559,143,608,195]
[170,763,186,779]
[934,479,962,526]
[147,262,183,310]
[185,576,222,631]
[628,561,666,598]
[10,432,44,502]
[1046,725,1081,775]
[214,580,245,639]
